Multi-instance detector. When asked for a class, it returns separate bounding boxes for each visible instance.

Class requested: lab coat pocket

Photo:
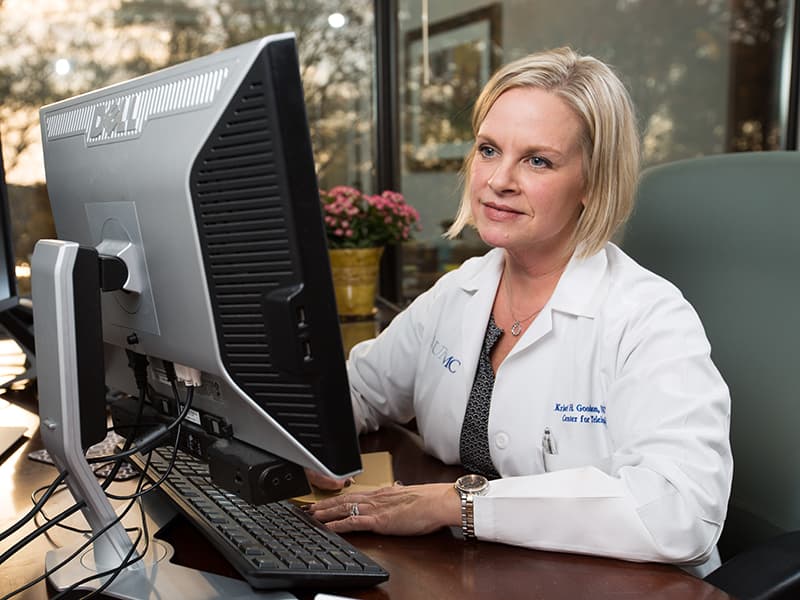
[543,448,610,473]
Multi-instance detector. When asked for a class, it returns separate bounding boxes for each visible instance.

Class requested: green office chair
[621,151,800,600]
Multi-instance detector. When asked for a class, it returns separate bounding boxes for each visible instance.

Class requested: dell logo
[89,96,140,138]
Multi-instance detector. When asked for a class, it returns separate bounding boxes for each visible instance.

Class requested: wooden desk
[0,390,734,600]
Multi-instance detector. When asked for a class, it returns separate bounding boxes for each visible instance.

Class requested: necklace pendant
[510,320,522,336]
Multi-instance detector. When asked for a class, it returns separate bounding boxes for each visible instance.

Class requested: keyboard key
[253,556,280,569]
[329,550,363,571]
[316,554,346,571]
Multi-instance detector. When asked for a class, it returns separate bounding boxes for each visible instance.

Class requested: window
[0,0,795,303]
[0,0,375,295]
[397,0,796,301]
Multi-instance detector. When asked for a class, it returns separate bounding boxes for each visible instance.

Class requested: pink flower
[320,186,420,249]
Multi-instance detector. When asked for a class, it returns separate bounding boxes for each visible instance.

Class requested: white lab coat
[347,243,732,575]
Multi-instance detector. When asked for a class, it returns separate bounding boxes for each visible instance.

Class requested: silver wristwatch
[454,474,490,540]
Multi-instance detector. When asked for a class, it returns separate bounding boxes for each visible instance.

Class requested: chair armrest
[704,531,800,600]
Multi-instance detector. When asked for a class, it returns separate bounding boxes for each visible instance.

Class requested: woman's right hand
[307,482,460,535]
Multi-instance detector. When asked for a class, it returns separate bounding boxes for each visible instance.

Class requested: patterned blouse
[458,314,503,479]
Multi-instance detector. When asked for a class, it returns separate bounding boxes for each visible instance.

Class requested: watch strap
[455,474,488,540]
[460,491,477,539]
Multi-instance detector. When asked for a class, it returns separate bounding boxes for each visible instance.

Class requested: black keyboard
[136,446,389,590]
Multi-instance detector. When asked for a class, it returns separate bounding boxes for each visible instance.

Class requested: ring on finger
[349,502,360,517]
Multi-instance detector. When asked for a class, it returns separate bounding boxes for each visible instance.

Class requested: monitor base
[46,538,296,600]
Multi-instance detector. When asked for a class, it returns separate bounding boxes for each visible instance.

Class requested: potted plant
[320,185,420,317]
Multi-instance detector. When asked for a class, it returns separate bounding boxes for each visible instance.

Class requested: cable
[89,385,194,467]
[89,389,193,469]
[0,499,85,567]
[50,481,152,600]
[69,378,194,596]
[100,380,192,502]
[25,386,189,595]
[31,482,92,536]
[98,352,150,485]
[1,519,143,600]
[76,471,154,599]
[50,524,144,600]
[2,357,197,598]
[0,469,69,543]
[64,378,193,596]
[49,424,160,599]
[94,352,149,486]
[10,357,151,528]
[1,450,153,600]
[18,379,192,542]
[88,362,195,467]
[105,424,181,502]
[98,403,145,487]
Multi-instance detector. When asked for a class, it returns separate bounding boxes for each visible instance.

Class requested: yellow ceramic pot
[328,247,384,317]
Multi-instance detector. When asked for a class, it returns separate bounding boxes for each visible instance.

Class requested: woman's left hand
[307,482,460,536]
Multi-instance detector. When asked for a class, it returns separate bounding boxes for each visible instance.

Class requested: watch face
[457,474,489,494]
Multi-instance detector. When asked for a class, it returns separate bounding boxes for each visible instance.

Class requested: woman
[309,47,732,576]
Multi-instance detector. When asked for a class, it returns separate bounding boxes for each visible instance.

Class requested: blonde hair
[447,47,640,258]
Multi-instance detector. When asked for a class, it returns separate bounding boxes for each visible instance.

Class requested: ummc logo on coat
[431,338,461,373]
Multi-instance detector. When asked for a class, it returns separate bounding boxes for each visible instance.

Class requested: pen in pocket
[542,427,558,455]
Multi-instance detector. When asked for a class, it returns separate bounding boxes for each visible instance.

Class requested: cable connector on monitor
[174,363,202,387]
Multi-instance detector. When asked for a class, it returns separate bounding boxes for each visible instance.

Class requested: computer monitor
[0,135,28,457]
[38,31,360,481]
[0,143,31,451]
[0,134,35,355]
[33,31,363,597]
[0,134,35,397]
[0,136,17,314]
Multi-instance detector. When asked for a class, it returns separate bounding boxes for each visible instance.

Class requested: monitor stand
[31,239,296,599]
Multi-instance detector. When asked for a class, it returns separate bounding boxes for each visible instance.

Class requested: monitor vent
[190,65,323,452]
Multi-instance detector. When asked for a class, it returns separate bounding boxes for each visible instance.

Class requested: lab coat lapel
[508,300,554,356]
[457,249,504,404]
[506,248,607,358]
